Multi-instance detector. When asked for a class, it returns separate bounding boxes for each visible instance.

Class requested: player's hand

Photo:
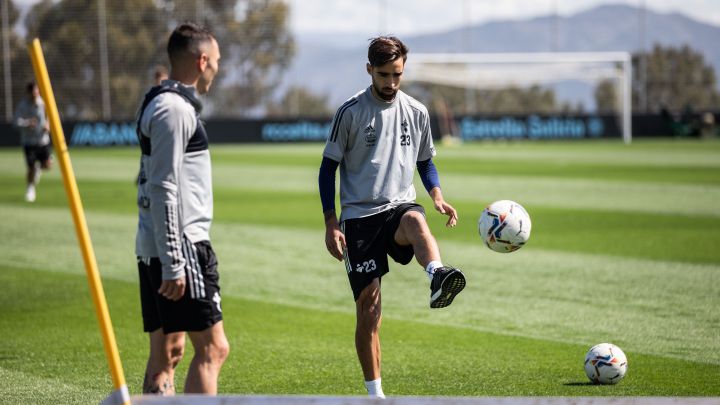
[324,215,346,261]
[430,187,458,227]
[158,278,185,301]
[435,200,458,227]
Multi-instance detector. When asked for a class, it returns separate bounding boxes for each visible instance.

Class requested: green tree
[633,44,720,113]
[22,0,294,119]
[1,0,34,120]
[408,83,565,115]
[160,0,295,117]
[266,86,331,117]
[594,78,618,113]
[25,0,166,119]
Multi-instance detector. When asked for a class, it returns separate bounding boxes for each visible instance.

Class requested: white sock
[364,378,385,398]
[425,260,443,280]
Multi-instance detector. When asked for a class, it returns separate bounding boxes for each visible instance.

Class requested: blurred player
[153,65,169,85]
[13,82,51,202]
[318,36,466,398]
[135,22,229,395]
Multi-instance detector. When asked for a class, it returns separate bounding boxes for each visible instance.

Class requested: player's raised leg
[394,209,466,308]
[355,278,384,398]
[143,329,185,394]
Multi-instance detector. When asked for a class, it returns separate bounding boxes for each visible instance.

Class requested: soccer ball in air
[584,343,628,384]
[478,200,531,253]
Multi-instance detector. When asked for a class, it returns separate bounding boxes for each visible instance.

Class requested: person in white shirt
[318,36,467,398]
[13,82,51,202]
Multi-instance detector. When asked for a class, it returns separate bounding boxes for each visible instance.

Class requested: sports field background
[0,139,718,403]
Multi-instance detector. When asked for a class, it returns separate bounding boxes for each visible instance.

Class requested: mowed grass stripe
[0,170,717,221]
[0,367,108,405]
[1,182,719,265]
[1,205,717,365]
[3,139,720,186]
[1,267,718,402]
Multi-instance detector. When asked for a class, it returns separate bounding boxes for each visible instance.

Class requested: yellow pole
[28,39,130,405]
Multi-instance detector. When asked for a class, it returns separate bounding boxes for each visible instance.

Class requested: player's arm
[319,156,345,261]
[417,158,458,227]
[319,99,354,261]
[146,99,195,300]
[12,103,30,128]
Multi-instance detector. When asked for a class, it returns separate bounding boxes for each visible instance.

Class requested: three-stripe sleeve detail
[330,98,358,143]
[165,205,182,269]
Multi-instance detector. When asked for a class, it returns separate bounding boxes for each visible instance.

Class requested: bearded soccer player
[318,36,466,398]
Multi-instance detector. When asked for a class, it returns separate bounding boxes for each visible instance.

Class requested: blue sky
[12,1,720,35]
[289,0,720,35]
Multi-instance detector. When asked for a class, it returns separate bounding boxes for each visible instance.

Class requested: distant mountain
[283,4,720,111]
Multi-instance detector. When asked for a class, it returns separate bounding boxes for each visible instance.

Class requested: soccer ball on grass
[584,343,628,384]
[478,200,531,253]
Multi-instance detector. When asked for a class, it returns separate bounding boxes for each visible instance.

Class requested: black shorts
[138,240,223,334]
[23,144,51,168]
[342,203,425,300]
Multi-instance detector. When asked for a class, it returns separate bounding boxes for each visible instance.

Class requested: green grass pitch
[0,139,718,403]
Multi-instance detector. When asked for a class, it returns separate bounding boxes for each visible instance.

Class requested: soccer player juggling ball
[318,36,467,398]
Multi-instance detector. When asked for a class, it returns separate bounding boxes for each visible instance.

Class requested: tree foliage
[596,44,720,114]
[406,83,575,115]
[158,0,295,117]
[265,86,331,117]
[594,78,618,113]
[0,0,33,119]
[635,44,720,113]
[19,0,294,119]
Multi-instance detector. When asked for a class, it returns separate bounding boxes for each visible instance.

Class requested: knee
[214,338,230,364]
[401,211,428,233]
[202,337,230,365]
[357,299,381,333]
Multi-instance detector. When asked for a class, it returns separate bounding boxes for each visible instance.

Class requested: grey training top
[323,87,436,222]
[13,97,50,146]
[135,80,213,280]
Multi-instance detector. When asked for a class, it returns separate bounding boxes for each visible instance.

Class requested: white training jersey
[323,86,436,222]
[13,97,50,146]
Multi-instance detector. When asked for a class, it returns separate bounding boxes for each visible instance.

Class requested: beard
[373,82,397,101]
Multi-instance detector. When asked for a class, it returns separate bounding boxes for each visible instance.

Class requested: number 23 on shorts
[355,259,377,273]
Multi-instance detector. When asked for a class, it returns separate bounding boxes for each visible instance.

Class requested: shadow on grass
[564,381,597,386]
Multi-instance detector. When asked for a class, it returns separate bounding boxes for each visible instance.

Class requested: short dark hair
[26,81,37,94]
[167,22,215,65]
[368,36,408,67]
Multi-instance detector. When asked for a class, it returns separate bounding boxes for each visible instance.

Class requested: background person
[153,65,169,85]
[13,81,52,202]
